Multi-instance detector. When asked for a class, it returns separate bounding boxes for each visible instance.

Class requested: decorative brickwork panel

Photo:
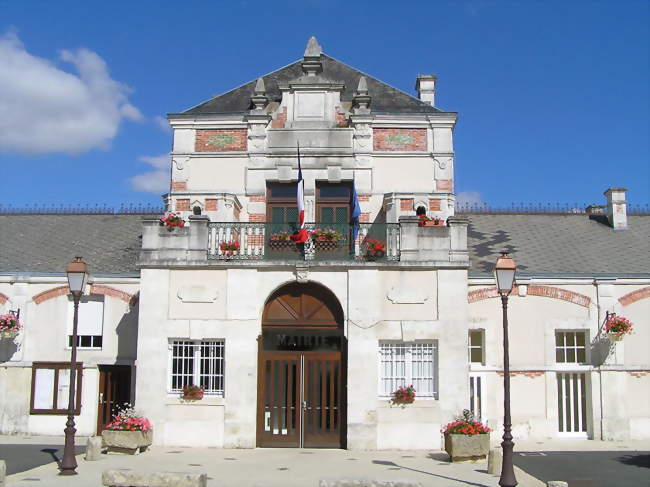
[359,212,370,223]
[249,195,266,203]
[0,293,7,305]
[400,199,414,212]
[205,199,218,211]
[436,179,453,191]
[468,285,591,308]
[175,199,190,211]
[619,287,650,306]
[429,199,441,211]
[271,107,287,129]
[628,371,650,378]
[195,129,247,152]
[249,213,265,222]
[171,180,187,191]
[90,285,137,305]
[373,128,427,151]
[33,286,69,305]
[497,371,544,378]
[357,194,370,202]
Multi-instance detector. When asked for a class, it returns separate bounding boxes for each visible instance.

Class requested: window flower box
[219,241,240,258]
[101,405,153,455]
[181,385,204,400]
[442,410,491,462]
[391,385,415,406]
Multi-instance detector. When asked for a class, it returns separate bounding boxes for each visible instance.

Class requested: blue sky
[0,0,648,209]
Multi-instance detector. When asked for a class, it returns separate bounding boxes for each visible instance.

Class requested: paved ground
[513,451,650,487]
[0,443,85,475]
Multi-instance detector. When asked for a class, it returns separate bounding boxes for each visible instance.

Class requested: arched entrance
[256,282,346,448]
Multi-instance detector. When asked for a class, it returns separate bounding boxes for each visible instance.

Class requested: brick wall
[195,129,247,152]
[249,213,265,222]
[436,179,453,191]
[400,198,414,212]
[175,199,190,211]
[249,195,266,203]
[205,199,218,211]
[359,212,370,223]
[373,128,427,151]
[171,181,187,191]
[271,107,287,129]
[429,199,441,211]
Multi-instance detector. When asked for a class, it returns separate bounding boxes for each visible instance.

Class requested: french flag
[292,143,309,243]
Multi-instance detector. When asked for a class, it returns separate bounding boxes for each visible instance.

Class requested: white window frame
[378,341,438,400]
[555,330,589,365]
[468,329,485,365]
[66,296,104,350]
[168,339,225,397]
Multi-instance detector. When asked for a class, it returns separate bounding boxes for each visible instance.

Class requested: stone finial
[254,77,266,95]
[302,36,323,76]
[250,77,269,111]
[304,36,322,57]
[352,76,371,114]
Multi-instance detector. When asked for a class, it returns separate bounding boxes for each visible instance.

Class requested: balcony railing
[207,222,400,261]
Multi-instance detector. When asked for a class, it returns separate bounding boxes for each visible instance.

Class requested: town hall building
[1,38,648,450]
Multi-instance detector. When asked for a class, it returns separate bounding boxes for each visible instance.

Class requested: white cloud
[0,31,142,155]
[154,115,171,133]
[456,191,484,207]
[129,154,170,193]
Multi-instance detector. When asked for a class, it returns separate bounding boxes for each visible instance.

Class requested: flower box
[608,332,624,343]
[419,219,445,227]
[181,385,204,400]
[444,433,490,462]
[101,429,153,455]
[391,385,416,405]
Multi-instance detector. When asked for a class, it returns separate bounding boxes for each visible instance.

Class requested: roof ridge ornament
[302,36,323,76]
[250,77,269,111]
[352,76,371,114]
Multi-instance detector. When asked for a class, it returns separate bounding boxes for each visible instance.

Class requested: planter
[267,239,300,258]
[419,220,444,227]
[102,429,153,455]
[392,397,415,406]
[182,390,204,400]
[444,433,490,462]
[608,332,624,342]
[0,330,19,339]
[314,239,349,260]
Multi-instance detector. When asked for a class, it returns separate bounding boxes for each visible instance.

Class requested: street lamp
[494,252,517,487]
[59,256,88,476]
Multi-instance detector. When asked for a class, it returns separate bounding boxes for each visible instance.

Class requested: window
[267,183,297,223]
[67,296,104,349]
[30,362,83,415]
[378,341,438,399]
[316,182,351,223]
[468,329,485,364]
[555,331,587,363]
[169,340,225,396]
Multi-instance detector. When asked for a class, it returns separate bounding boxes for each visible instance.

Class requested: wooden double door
[96,365,131,435]
[257,349,344,448]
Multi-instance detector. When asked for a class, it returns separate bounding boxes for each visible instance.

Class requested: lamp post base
[59,416,78,475]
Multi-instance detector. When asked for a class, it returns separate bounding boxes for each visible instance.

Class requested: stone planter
[102,429,153,455]
[444,433,490,462]
[0,330,19,340]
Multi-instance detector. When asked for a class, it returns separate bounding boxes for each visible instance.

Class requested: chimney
[415,74,437,106]
[604,187,628,230]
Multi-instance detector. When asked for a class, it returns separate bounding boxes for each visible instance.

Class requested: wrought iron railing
[207,222,400,262]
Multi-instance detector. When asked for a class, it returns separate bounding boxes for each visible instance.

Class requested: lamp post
[59,256,88,476]
[494,252,517,487]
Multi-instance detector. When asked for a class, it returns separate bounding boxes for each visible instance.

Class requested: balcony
[207,222,400,261]
[139,216,469,268]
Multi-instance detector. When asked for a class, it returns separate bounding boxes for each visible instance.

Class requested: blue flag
[351,180,361,243]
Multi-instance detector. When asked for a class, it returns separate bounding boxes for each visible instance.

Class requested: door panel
[557,372,588,437]
[257,350,343,448]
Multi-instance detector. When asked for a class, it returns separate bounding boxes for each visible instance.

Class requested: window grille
[378,342,438,399]
[555,331,587,364]
[170,340,224,396]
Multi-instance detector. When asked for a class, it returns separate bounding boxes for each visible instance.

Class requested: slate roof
[1,213,648,278]
[465,214,650,277]
[174,55,443,116]
[0,214,144,276]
